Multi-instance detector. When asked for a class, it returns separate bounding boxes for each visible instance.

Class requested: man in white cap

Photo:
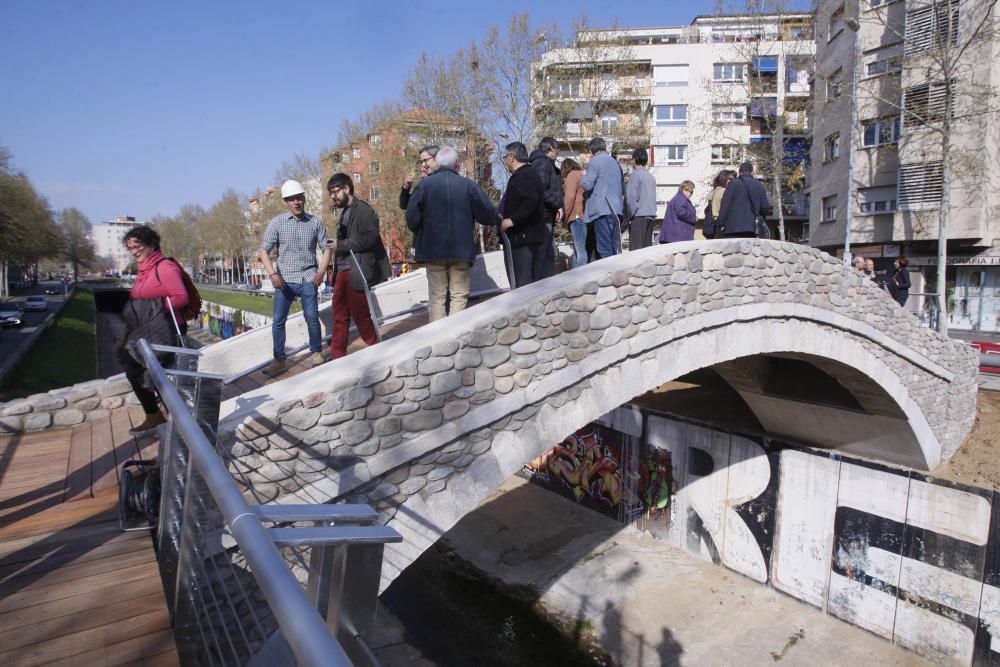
[259,180,332,374]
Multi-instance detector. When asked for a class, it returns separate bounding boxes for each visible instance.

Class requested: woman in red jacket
[121,225,188,433]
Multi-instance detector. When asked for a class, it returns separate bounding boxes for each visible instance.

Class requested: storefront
[910,254,1000,333]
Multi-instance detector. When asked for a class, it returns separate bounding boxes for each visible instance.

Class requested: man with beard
[327,172,390,359]
[399,145,439,210]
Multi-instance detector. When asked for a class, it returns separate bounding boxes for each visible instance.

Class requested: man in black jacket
[327,172,390,359]
[500,141,546,288]
[529,136,563,279]
[399,145,438,211]
[405,146,497,322]
[716,162,772,238]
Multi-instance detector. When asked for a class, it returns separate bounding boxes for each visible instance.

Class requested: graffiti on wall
[525,425,628,520]
[533,407,1000,667]
[197,301,272,340]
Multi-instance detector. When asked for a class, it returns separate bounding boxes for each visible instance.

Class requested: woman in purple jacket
[658,180,697,243]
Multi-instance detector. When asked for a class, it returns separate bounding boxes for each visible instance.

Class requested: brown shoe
[263,359,287,376]
[310,352,325,367]
[130,412,166,434]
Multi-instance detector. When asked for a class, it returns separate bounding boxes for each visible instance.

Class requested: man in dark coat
[327,172,390,359]
[405,146,497,321]
[499,141,546,288]
[715,162,773,238]
[528,136,563,279]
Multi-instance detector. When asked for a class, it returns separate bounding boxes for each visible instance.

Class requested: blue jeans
[272,279,321,360]
[570,218,590,268]
[592,214,619,259]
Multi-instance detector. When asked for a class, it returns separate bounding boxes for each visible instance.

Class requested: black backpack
[703,202,717,239]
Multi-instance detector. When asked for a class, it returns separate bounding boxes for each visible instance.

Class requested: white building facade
[91,215,140,274]
[534,14,815,242]
[811,0,1000,330]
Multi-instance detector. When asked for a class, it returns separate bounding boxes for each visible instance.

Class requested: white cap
[281,180,305,199]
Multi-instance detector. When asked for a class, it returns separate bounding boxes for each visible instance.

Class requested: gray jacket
[580,151,624,222]
[625,167,657,220]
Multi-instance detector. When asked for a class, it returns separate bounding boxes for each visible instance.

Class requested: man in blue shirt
[580,137,624,259]
[259,179,331,375]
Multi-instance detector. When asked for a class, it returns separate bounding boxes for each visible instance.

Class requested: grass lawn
[0,289,96,401]
[199,288,300,316]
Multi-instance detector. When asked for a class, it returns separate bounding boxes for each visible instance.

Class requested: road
[0,281,70,383]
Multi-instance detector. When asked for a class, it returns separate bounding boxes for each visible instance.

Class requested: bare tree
[57,208,96,282]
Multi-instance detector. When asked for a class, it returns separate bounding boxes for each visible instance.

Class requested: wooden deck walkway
[0,305,435,665]
[0,408,177,666]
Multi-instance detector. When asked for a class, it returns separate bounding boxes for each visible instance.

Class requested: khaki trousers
[426,260,470,322]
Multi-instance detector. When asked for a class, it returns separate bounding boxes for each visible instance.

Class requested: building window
[903,81,952,128]
[828,5,845,42]
[898,162,943,209]
[369,185,381,201]
[653,65,689,86]
[353,172,361,184]
[905,0,959,54]
[858,186,898,214]
[863,46,902,78]
[827,68,844,99]
[652,145,687,165]
[654,105,687,126]
[600,111,619,131]
[861,117,901,147]
[713,63,745,82]
[369,160,381,175]
[822,195,838,221]
[550,78,581,98]
[711,144,745,164]
[352,147,361,160]
[823,133,840,162]
[369,134,381,148]
[712,105,747,124]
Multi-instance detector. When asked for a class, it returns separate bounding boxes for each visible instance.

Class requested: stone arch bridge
[216,239,978,590]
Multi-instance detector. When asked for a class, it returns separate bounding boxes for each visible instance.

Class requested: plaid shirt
[260,212,330,284]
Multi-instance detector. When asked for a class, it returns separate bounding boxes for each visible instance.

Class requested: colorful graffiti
[532,407,1000,666]
[526,426,625,519]
[195,301,272,340]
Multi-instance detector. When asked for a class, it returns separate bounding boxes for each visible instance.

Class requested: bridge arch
[217,239,978,589]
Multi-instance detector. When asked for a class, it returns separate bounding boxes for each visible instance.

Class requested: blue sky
[0,1,718,224]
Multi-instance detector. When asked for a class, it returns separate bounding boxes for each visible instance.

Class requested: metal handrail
[138,339,353,667]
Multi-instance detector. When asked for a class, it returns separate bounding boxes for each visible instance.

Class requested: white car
[23,296,47,312]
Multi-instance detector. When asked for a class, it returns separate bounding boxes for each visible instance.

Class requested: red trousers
[331,269,378,359]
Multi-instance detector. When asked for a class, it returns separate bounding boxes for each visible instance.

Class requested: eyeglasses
[328,186,347,195]
[126,243,145,252]
[418,157,434,165]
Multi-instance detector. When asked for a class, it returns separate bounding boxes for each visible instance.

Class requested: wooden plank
[0,531,149,584]
[64,420,93,502]
[0,571,163,633]
[0,607,171,666]
[0,591,168,653]
[42,628,178,667]
[0,547,154,593]
[0,499,118,545]
[0,523,141,566]
[0,560,157,614]
[110,407,141,482]
[90,416,117,494]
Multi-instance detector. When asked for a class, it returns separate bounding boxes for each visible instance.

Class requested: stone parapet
[0,374,138,433]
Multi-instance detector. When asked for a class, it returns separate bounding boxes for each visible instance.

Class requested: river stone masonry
[215,239,979,589]
[0,373,139,433]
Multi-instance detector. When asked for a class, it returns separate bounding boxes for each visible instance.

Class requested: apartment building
[533,14,815,241]
[321,109,492,264]
[91,215,139,274]
[811,0,999,330]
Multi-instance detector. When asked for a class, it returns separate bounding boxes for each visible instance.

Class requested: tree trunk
[936,131,952,336]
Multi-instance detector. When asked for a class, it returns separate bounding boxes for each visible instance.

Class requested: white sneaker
[310,352,326,367]
[263,359,287,376]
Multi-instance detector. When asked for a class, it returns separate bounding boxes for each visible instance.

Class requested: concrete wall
[527,407,1000,667]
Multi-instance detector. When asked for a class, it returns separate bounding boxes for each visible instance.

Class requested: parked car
[23,296,47,312]
[0,302,23,328]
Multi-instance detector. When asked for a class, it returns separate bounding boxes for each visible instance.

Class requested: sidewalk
[435,476,928,667]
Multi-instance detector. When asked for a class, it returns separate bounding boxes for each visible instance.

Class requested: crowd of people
[114,135,916,432]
